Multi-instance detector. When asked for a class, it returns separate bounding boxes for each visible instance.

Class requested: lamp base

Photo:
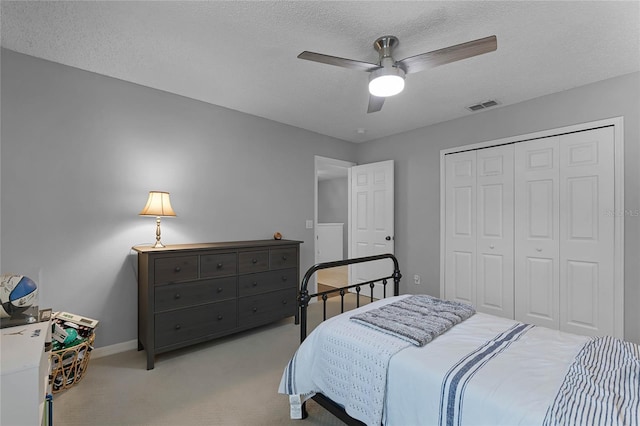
[152,217,166,248]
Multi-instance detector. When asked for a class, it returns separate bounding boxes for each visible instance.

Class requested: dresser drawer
[238,268,297,297]
[238,288,297,328]
[154,300,237,349]
[200,252,237,278]
[238,250,269,274]
[154,256,198,284]
[270,247,298,270]
[155,277,237,312]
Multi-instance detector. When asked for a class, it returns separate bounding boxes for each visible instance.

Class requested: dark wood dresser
[133,239,302,369]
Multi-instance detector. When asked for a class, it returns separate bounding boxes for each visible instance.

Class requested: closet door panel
[444,151,476,305]
[526,257,555,319]
[559,127,615,336]
[476,145,514,317]
[514,137,560,328]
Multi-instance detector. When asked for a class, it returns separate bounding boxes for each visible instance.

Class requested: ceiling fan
[298,35,497,113]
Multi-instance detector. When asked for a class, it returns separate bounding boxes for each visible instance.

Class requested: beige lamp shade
[139,191,176,217]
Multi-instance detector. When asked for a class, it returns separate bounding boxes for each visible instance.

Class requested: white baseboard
[91,339,138,359]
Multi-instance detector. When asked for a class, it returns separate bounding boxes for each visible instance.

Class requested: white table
[1,320,52,426]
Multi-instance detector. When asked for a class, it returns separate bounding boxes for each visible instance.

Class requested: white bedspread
[385,310,590,426]
[280,294,640,425]
[280,295,596,426]
[279,296,413,425]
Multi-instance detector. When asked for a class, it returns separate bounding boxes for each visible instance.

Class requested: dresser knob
[175,324,181,330]
[175,266,181,272]
[217,315,223,320]
[281,255,287,261]
[252,282,258,287]
[217,263,223,269]
[252,258,257,264]
[281,276,287,282]
[174,293,181,299]
[217,287,223,293]
[536,248,542,252]
[282,300,287,304]
[252,307,258,313]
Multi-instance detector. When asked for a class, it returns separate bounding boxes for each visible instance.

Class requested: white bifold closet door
[514,136,561,329]
[515,127,615,336]
[444,145,514,318]
[445,126,617,337]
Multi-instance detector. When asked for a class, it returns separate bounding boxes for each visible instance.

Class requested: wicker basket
[50,333,95,393]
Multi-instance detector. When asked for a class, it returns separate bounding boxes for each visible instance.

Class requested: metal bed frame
[297,254,402,425]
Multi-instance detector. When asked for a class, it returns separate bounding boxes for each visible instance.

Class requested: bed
[279,254,640,426]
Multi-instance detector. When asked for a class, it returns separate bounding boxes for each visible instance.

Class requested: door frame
[314,156,356,295]
[439,116,625,337]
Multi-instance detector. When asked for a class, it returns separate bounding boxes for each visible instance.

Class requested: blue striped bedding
[439,322,536,426]
[543,336,639,426]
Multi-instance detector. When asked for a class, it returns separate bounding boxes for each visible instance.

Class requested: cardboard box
[52,311,99,330]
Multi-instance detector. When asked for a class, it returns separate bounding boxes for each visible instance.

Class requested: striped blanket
[543,336,640,426]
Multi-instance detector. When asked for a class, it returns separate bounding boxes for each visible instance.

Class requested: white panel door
[350,160,394,299]
[514,136,560,328]
[559,127,615,336]
[476,145,514,317]
[444,151,476,305]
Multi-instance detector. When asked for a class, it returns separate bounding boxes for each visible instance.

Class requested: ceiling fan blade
[398,35,497,74]
[367,95,385,113]
[298,51,380,72]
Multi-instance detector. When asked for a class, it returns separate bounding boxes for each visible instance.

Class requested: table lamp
[139,191,176,248]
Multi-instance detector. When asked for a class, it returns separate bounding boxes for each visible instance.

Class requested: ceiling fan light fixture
[368,66,405,97]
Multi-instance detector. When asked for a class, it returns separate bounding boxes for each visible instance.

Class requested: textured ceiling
[2,1,639,143]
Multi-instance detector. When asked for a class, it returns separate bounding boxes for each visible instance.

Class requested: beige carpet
[52,295,373,426]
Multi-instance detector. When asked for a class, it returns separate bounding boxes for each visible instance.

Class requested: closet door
[559,127,615,336]
[444,151,476,305]
[476,145,514,318]
[514,137,560,329]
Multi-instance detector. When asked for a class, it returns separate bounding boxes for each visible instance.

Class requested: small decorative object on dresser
[133,239,302,369]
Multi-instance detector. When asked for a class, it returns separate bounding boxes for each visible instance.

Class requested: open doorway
[315,156,355,296]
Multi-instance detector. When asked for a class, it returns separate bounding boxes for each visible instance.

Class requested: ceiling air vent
[467,100,499,112]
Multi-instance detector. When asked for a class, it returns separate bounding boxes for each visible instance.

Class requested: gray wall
[3,48,638,348]
[317,177,348,257]
[0,49,357,347]
[356,71,640,344]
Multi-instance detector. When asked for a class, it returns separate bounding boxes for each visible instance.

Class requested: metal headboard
[297,253,402,342]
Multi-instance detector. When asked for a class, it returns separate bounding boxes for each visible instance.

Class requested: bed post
[299,287,311,343]
[393,265,401,296]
